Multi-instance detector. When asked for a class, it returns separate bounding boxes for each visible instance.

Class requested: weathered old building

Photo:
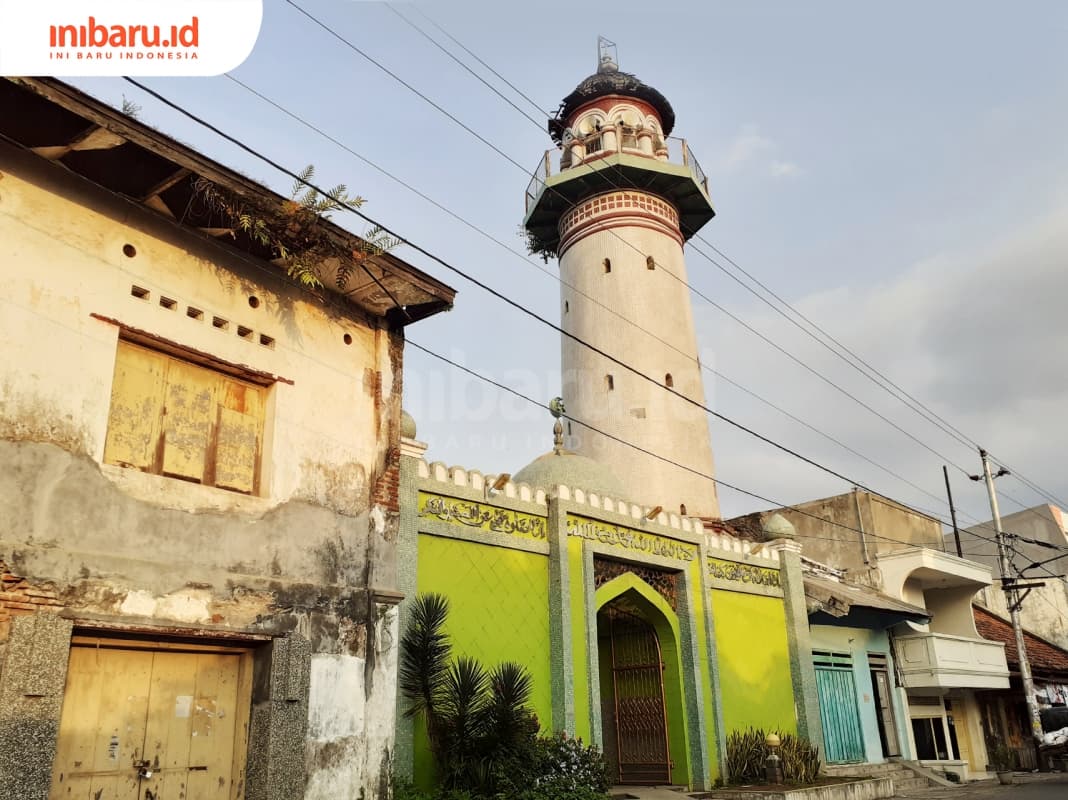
[0,77,454,800]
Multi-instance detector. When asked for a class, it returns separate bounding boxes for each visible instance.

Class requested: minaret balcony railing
[524,136,708,215]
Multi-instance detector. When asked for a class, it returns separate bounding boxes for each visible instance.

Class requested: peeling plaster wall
[304,607,399,800]
[0,144,405,800]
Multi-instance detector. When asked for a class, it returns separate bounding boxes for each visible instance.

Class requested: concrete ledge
[695,777,895,800]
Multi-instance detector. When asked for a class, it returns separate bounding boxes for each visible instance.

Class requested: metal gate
[608,610,671,785]
[813,650,866,763]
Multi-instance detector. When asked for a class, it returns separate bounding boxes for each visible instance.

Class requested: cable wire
[386,5,1068,519]
[118,76,1017,552]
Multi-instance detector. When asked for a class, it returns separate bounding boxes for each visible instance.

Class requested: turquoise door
[814,651,866,763]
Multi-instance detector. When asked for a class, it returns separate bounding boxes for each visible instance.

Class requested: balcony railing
[894,631,1009,690]
[524,135,709,215]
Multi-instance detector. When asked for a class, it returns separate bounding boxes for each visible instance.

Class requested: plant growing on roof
[193,164,401,290]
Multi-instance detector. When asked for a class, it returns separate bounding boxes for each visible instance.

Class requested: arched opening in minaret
[665,373,674,388]
[606,374,615,391]
[564,300,569,313]
[646,255,656,270]
[603,258,612,273]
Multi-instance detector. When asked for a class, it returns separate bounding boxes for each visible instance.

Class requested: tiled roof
[973,605,1068,675]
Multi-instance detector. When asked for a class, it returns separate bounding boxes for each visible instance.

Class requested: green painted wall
[413,533,553,784]
[712,589,797,735]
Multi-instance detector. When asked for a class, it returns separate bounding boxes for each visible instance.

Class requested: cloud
[722,125,773,170]
[718,124,804,178]
[703,206,1068,523]
[768,160,803,178]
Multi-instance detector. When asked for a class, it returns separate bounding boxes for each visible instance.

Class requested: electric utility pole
[977,448,1044,747]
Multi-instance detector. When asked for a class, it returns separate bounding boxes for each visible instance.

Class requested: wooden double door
[49,640,251,800]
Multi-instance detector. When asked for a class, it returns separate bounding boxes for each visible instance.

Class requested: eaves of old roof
[0,77,456,326]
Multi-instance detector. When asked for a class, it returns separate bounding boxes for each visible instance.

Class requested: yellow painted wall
[712,590,796,735]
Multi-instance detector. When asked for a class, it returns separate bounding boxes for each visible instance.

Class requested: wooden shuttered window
[103,340,265,494]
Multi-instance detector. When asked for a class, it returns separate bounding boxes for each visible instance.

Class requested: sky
[68,0,1068,538]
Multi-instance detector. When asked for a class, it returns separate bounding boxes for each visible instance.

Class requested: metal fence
[524,136,710,213]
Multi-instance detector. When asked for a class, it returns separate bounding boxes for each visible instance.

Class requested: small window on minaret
[564,301,569,313]
[567,422,572,436]
[680,503,687,516]
[646,255,656,270]
[606,374,615,391]
[603,258,612,273]
[665,373,674,388]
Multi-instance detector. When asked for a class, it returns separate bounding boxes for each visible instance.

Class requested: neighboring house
[973,605,1068,770]
[957,504,1068,651]
[729,491,1012,782]
[802,560,928,767]
[0,77,454,800]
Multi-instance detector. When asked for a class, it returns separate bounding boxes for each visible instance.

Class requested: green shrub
[498,733,610,798]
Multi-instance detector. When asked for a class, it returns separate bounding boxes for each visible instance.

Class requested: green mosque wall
[712,589,797,736]
[401,478,811,792]
[413,533,553,785]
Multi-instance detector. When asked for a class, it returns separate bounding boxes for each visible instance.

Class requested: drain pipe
[854,487,871,565]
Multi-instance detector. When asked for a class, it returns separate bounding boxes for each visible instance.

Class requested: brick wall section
[372,447,401,512]
[0,562,64,642]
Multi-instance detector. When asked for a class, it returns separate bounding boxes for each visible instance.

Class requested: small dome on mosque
[762,512,796,540]
[400,409,417,439]
[514,448,627,499]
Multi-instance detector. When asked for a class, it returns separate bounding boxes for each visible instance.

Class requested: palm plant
[400,594,537,795]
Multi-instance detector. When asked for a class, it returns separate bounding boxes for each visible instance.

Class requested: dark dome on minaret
[548,58,675,144]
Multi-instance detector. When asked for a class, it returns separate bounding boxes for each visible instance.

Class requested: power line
[385,7,1068,525]
[287,0,992,482]
[218,73,960,520]
[121,77,1014,551]
[406,339,970,552]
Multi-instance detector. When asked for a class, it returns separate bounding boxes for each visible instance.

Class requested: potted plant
[988,743,1016,785]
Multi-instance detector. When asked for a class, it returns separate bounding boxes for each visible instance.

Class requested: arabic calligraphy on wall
[418,492,547,540]
[707,558,780,587]
[566,515,696,562]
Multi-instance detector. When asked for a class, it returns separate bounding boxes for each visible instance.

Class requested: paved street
[895,773,1068,799]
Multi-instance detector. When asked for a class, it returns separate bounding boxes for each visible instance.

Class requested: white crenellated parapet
[417,459,549,506]
[702,527,782,563]
[415,462,767,555]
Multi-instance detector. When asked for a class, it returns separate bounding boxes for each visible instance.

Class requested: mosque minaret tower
[522,41,720,519]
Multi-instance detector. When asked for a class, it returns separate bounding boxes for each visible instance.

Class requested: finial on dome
[549,396,567,454]
[597,35,618,73]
